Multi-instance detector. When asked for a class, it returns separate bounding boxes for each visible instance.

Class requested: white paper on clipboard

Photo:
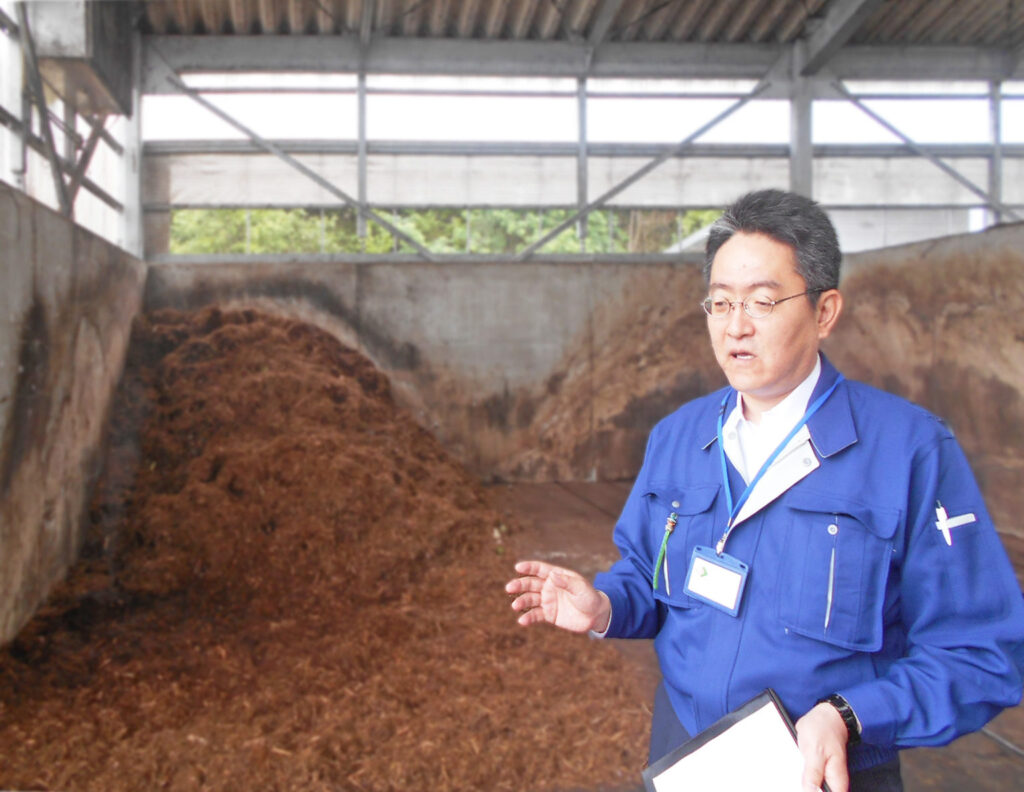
[642,690,829,792]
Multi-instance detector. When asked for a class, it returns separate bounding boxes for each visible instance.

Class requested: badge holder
[684,545,749,617]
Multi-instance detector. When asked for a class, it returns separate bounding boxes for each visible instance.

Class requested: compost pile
[0,307,648,791]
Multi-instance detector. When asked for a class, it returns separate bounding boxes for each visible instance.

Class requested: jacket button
[671,500,680,508]
[828,524,839,535]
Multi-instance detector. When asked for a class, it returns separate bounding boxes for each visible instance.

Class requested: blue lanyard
[714,374,844,555]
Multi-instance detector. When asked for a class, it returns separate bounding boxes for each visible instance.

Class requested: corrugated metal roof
[136,0,1022,47]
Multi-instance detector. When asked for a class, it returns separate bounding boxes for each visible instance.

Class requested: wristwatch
[817,693,862,745]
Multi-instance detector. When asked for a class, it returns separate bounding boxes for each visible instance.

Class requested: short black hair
[704,189,841,297]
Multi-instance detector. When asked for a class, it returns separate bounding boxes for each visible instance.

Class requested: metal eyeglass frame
[700,289,822,319]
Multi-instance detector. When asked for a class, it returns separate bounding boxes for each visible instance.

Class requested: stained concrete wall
[0,181,146,646]
[143,257,696,480]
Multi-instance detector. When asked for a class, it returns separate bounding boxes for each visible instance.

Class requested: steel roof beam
[141,35,1024,87]
[827,44,1019,80]
[142,36,780,88]
[587,0,624,46]
[799,0,886,76]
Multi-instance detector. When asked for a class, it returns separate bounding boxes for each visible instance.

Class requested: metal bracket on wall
[0,103,122,211]
[15,2,72,217]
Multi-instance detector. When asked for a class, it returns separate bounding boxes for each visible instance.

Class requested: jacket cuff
[594,586,628,639]
[839,682,896,748]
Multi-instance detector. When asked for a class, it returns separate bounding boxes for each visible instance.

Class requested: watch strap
[817,693,862,745]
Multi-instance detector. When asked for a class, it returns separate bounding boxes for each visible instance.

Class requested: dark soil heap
[0,307,648,791]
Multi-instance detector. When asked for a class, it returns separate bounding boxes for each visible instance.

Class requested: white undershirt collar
[722,355,822,483]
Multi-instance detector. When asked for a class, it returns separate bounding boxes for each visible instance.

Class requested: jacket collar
[699,353,858,458]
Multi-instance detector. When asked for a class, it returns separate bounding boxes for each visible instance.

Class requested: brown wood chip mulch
[0,307,649,792]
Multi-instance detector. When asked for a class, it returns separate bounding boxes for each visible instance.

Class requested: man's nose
[725,302,754,336]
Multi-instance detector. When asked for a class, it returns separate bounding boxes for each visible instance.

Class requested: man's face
[706,231,840,417]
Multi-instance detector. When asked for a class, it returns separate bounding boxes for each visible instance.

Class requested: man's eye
[750,299,774,310]
[710,300,731,312]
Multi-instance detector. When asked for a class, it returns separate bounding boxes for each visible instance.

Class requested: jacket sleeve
[839,434,1024,748]
[592,431,664,640]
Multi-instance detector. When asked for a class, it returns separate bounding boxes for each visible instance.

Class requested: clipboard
[642,689,832,792]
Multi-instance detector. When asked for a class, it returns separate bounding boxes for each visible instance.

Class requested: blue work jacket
[594,355,1024,771]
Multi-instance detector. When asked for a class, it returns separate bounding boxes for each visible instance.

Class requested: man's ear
[816,289,843,340]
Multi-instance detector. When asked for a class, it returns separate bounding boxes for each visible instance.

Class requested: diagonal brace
[155,55,436,261]
[515,79,772,261]
[831,80,1021,222]
[66,114,107,203]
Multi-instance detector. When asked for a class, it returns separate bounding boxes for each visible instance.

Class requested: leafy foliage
[169,207,722,255]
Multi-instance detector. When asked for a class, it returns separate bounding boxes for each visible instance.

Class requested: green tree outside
[169,207,721,256]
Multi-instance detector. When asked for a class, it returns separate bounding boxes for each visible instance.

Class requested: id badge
[684,545,749,617]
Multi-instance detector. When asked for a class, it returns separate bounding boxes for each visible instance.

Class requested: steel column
[358,71,368,244]
[988,80,1003,227]
[790,56,813,197]
[577,76,587,252]
[123,29,144,257]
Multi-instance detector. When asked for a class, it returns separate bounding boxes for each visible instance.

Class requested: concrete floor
[493,481,1024,792]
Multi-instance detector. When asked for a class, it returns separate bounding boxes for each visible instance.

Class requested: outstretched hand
[505,560,611,633]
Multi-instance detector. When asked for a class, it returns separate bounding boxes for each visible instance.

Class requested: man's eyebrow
[708,279,784,291]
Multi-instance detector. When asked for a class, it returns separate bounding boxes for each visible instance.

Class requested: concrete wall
[143,257,704,481]
[0,181,146,646]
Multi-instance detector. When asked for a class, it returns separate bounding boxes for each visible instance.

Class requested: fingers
[513,559,556,578]
[514,605,550,627]
[509,591,541,613]
[505,561,552,626]
[802,756,848,792]
[823,758,849,792]
[507,561,562,626]
[800,761,825,792]
[504,575,542,595]
[505,560,572,595]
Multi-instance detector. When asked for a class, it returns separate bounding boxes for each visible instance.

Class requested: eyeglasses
[701,289,821,319]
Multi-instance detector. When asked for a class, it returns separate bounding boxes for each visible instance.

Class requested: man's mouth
[730,351,755,361]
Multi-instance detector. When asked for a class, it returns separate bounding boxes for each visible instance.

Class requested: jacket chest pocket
[777,493,898,652]
[643,481,720,608]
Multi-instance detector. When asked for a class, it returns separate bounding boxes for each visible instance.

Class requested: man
[506,189,1024,792]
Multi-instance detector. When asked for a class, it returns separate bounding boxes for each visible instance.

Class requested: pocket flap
[643,481,719,516]
[785,490,900,539]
